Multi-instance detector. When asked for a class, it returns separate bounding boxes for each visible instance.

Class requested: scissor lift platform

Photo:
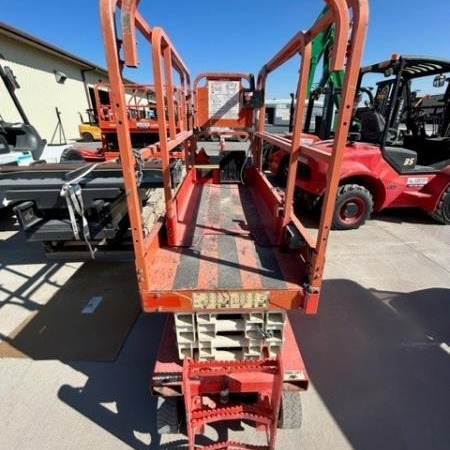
[141,171,306,312]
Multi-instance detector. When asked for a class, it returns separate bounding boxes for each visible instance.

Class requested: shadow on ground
[290,197,440,230]
[291,280,450,450]
[58,313,165,450]
[54,279,450,449]
[0,261,140,361]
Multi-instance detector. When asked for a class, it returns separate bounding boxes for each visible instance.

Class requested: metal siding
[0,36,107,142]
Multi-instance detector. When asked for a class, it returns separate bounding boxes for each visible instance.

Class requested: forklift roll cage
[100,0,368,315]
[358,55,450,147]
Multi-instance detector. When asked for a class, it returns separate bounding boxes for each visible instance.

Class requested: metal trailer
[0,160,183,259]
[0,74,185,258]
[100,0,368,448]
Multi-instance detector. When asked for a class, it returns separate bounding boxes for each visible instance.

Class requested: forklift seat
[359,110,385,143]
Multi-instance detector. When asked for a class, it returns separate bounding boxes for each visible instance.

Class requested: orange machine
[100,0,368,448]
[95,82,185,160]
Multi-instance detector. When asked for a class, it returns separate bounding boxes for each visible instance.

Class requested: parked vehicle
[268,55,450,229]
[78,109,102,141]
[0,61,46,166]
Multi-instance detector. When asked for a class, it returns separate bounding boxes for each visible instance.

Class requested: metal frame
[255,0,369,312]
[100,1,368,448]
[99,0,368,314]
[152,314,308,449]
[93,82,185,159]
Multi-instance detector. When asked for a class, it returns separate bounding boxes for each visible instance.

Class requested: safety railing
[100,0,193,289]
[255,0,369,305]
[100,0,369,312]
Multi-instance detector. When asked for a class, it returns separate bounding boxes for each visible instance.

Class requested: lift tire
[279,390,302,429]
[156,396,180,434]
[333,184,373,230]
[82,132,94,142]
[429,186,450,225]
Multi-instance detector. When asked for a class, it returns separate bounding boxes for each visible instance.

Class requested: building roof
[0,21,109,75]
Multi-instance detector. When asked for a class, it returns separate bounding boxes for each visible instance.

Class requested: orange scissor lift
[94,82,184,160]
[100,0,368,448]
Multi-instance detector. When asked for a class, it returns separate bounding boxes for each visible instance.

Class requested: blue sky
[1,0,449,98]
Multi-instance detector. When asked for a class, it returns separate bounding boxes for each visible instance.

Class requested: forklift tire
[429,187,450,225]
[82,132,94,142]
[156,396,180,434]
[278,391,302,429]
[333,184,373,230]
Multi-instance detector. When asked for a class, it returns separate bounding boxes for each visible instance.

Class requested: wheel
[429,186,450,224]
[210,133,220,142]
[60,149,83,162]
[333,184,373,230]
[278,390,302,429]
[237,134,248,142]
[156,397,181,435]
[82,132,94,142]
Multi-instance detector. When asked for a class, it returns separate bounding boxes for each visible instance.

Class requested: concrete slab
[0,203,449,449]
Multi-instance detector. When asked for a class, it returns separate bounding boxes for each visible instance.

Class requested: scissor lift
[100,0,368,448]
[94,82,185,160]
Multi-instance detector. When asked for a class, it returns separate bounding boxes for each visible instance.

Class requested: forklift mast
[302,7,346,139]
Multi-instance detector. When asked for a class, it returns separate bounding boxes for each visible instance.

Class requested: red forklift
[100,0,368,448]
[268,55,450,229]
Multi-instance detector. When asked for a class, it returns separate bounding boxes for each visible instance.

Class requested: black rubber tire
[156,397,180,435]
[429,186,450,224]
[278,391,302,429]
[82,132,94,142]
[60,150,83,162]
[237,134,248,142]
[210,133,220,142]
[333,184,373,230]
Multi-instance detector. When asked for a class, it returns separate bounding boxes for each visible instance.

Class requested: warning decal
[208,80,240,120]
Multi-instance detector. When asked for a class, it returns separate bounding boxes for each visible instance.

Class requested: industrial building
[0,22,110,143]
